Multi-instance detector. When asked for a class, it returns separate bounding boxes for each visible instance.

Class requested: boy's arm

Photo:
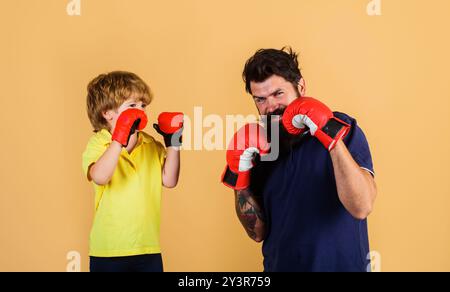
[88,141,122,186]
[162,147,180,188]
[153,112,184,189]
[88,109,148,185]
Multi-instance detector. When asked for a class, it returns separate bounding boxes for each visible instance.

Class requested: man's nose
[267,98,280,115]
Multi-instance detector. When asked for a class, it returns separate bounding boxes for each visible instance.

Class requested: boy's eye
[141,104,147,109]
[129,104,137,108]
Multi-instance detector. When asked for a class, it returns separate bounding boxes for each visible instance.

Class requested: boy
[82,71,183,272]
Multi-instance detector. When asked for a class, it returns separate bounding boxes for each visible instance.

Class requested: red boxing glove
[282,97,350,151]
[112,109,148,147]
[153,112,184,147]
[221,124,270,190]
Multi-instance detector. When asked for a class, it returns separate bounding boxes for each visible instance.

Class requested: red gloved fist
[221,123,270,190]
[153,112,184,147]
[112,109,148,147]
[282,97,350,151]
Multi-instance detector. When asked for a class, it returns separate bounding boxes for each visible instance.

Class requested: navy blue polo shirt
[250,112,374,272]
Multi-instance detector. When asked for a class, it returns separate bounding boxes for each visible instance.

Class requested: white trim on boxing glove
[292,114,318,134]
[239,147,260,172]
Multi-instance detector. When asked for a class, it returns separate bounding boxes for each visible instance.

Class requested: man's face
[250,75,305,120]
[250,75,306,149]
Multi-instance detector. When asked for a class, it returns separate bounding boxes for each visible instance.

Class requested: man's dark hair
[243,47,302,94]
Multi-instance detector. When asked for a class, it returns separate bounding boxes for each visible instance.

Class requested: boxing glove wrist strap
[222,166,250,191]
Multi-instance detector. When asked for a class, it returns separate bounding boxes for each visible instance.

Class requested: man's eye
[255,98,265,103]
[277,92,284,96]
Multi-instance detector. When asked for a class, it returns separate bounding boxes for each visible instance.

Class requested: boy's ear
[102,110,114,122]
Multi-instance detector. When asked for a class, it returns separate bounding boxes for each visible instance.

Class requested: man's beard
[263,108,305,156]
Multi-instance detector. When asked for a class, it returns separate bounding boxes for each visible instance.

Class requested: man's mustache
[267,108,286,118]
[261,108,289,146]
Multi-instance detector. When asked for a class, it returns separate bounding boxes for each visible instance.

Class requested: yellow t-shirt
[82,129,166,257]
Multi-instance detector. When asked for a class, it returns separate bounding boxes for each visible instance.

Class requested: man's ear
[298,78,306,97]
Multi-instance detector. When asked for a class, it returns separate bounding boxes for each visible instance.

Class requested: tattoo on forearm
[235,189,265,240]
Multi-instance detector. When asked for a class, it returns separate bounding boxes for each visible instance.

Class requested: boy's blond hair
[87,71,153,132]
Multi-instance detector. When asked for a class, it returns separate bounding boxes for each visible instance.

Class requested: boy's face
[103,96,148,133]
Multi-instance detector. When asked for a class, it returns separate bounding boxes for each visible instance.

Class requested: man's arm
[234,189,266,242]
[330,139,378,220]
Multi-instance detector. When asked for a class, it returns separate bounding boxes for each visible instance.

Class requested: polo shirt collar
[96,129,152,147]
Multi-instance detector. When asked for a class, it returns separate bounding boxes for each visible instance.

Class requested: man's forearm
[330,140,377,220]
[234,189,266,242]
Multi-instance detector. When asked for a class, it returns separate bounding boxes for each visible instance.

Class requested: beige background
[1,0,449,272]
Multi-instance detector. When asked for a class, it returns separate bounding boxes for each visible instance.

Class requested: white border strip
[361,167,375,177]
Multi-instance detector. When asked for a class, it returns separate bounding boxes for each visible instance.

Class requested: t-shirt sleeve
[341,115,375,177]
[82,137,107,181]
